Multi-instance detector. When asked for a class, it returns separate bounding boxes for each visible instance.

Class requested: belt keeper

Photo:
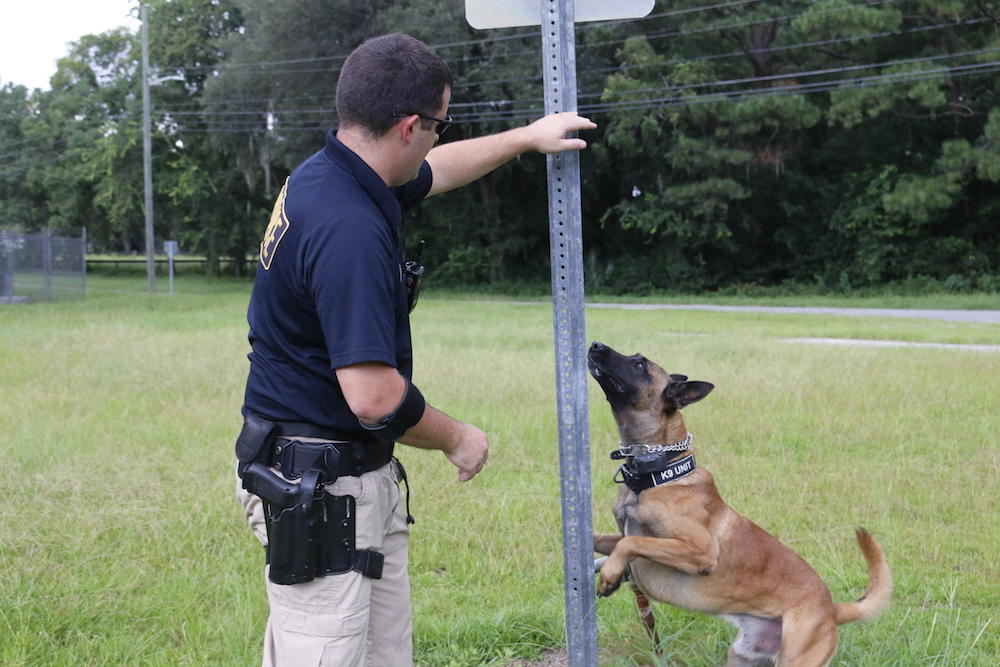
[353,549,384,579]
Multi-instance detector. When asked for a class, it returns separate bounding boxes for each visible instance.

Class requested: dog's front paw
[597,558,625,597]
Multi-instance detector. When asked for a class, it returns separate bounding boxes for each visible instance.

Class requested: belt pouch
[265,470,323,585]
[236,413,278,466]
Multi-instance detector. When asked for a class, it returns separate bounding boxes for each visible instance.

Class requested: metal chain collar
[615,433,693,458]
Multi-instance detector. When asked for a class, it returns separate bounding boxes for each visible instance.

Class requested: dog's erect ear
[663,380,714,409]
[670,374,688,382]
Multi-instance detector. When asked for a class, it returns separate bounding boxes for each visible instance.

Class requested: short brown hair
[336,33,453,137]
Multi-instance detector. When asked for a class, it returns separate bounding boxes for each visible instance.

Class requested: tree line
[1,0,998,292]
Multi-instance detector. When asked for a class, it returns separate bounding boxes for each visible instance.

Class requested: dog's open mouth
[588,360,625,395]
[597,370,624,394]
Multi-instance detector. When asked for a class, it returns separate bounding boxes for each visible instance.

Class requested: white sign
[164,240,179,257]
[465,0,654,30]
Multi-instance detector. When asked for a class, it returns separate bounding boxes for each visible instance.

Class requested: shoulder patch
[260,180,290,270]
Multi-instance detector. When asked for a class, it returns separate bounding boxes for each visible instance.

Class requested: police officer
[235,33,596,667]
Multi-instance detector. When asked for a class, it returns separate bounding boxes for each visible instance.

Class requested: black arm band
[358,380,426,442]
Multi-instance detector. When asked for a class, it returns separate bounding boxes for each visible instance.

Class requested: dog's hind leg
[776,611,837,667]
[593,532,623,555]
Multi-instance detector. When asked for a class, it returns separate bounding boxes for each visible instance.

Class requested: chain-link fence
[0,229,86,303]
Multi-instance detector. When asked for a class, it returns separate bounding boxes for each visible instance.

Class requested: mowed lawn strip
[0,277,996,666]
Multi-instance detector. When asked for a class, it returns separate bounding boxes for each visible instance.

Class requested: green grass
[1,276,997,666]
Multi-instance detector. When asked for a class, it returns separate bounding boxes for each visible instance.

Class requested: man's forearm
[336,362,488,480]
[400,404,489,482]
[397,403,464,452]
[425,127,530,196]
[425,111,596,197]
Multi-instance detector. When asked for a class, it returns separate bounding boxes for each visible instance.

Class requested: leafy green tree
[2,0,997,290]
[0,83,38,229]
[591,0,999,290]
[19,28,142,249]
[145,0,251,274]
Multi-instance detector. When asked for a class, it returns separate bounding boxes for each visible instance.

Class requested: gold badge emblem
[260,180,290,270]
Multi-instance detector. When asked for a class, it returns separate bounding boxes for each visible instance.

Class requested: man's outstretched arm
[425,111,597,197]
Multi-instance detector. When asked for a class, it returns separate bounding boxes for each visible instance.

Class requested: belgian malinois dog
[588,341,891,666]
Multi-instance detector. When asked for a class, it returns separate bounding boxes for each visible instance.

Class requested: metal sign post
[164,240,179,295]
[540,1,596,665]
[464,2,652,664]
[141,3,156,294]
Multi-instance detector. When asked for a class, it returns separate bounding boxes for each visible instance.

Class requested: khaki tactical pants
[236,456,412,667]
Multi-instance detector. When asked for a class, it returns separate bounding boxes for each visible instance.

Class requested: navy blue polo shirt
[242,130,432,438]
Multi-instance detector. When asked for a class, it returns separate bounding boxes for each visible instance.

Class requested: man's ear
[397,114,419,143]
[663,380,714,409]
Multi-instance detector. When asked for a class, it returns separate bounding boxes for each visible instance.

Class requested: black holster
[235,413,385,585]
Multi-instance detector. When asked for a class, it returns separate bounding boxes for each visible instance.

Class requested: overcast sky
[1,0,138,91]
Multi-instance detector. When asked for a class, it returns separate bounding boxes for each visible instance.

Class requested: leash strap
[393,456,416,525]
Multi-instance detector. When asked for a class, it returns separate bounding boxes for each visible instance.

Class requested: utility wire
[170,0,879,77]
[0,134,63,153]
[470,59,1000,123]
[165,12,986,110]
[0,140,64,163]
[0,146,88,177]
[164,2,966,102]
[596,47,1000,99]
[158,47,998,122]
[168,59,1000,134]
[168,0,780,74]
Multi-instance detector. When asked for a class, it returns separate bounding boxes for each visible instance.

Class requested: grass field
[1,275,997,666]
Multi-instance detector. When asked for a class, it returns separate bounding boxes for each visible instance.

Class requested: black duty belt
[270,436,394,481]
[272,420,352,440]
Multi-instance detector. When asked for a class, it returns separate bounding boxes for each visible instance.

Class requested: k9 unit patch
[260,180,290,270]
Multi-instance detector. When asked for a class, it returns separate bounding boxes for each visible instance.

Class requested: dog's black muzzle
[588,341,638,406]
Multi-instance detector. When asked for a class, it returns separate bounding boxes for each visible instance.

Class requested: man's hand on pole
[521,111,597,154]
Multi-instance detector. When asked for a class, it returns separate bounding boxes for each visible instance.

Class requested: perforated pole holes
[541,1,598,665]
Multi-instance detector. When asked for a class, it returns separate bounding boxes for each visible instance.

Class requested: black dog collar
[614,453,697,494]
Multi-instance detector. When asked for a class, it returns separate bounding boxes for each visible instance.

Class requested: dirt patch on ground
[502,648,569,666]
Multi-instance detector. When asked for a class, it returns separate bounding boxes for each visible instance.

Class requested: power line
[589,60,1000,111]
[6,2,995,158]
[0,146,88,177]
[168,0,779,75]
[0,140,65,163]
[167,0,960,100]
[595,47,1000,100]
[656,17,992,68]
[165,58,1000,135]
[0,134,61,154]
[168,0,875,78]
[157,46,999,123]
[163,12,987,111]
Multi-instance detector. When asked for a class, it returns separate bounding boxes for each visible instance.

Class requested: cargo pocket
[274,601,369,638]
[268,573,371,638]
[350,470,386,552]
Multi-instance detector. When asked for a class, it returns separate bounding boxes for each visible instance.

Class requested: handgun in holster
[235,413,384,585]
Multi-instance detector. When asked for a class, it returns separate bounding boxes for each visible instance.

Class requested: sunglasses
[395,111,454,137]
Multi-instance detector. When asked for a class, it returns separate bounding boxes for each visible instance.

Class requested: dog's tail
[834,527,892,625]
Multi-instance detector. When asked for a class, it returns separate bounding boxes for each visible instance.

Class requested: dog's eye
[635,360,646,370]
